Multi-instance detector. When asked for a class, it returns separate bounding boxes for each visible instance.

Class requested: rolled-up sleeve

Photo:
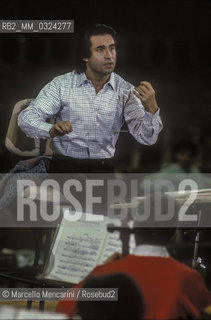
[18,78,61,139]
[124,91,163,145]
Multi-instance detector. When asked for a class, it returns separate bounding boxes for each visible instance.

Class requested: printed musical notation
[43,211,122,284]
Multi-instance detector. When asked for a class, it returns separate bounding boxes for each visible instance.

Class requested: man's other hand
[134,81,158,114]
[49,121,73,137]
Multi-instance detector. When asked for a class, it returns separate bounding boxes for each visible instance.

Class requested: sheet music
[45,211,109,284]
[43,210,135,284]
[98,231,122,264]
[129,234,136,253]
[98,220,136,263]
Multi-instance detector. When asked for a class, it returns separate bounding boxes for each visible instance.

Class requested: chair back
[5,99,53,156]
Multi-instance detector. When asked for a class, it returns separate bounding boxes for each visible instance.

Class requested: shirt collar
[132,245,170,257]
[76,72,89,87]
[106,72,115,90]
[76,71,115,90]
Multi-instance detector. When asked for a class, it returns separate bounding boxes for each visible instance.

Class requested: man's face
[176,149,193,168]
[85,34,116,76]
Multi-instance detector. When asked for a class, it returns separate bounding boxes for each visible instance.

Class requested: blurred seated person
[140,140,211,192]
[77,273,144,320]
[160,140,200,174]
[56,194,211,319]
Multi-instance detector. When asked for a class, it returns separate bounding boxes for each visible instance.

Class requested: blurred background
[0,0,210,173]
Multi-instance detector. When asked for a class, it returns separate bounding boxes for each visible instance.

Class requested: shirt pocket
[97,99,124,133]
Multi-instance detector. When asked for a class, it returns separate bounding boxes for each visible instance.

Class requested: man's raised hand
[134,81,158,114]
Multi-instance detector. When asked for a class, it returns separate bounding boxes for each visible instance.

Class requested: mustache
[103,60,115,64]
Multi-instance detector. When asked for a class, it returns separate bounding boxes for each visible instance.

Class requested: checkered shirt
[18,71,163,159]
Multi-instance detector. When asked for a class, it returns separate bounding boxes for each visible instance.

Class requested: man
[18,24,162,173]
[56,194,211,319]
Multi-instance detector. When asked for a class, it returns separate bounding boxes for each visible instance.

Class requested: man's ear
[82,58,88,62]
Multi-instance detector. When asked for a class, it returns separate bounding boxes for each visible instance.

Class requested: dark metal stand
[192,229,201,269]
[0,228,54,311]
